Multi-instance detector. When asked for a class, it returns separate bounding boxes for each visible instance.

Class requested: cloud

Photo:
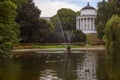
[33,0,103,17]
[33,0,81,17]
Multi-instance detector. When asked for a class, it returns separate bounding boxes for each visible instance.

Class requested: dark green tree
[72,30,86,42]
[0,0,19,52]
[95,0,109,39]
[96,0,120,39]
[16,0,52,43]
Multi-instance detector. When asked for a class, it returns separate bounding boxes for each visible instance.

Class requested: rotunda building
[76,3,97,34]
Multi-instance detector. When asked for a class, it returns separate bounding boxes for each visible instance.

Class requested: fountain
[56,15,72,53]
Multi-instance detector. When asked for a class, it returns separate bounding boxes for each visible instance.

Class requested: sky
[33,0,103,17]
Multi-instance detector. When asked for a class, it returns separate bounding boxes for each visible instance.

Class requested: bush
[72,30,86,42]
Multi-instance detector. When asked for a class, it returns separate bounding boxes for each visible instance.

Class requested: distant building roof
[41,17,51,21]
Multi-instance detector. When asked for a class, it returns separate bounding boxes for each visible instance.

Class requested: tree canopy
[16,0,53,43]
[95,0,120,39]
[0,0,19,52]
[57,8,76,31]
[50,8,86,43]
[105,15,120,55]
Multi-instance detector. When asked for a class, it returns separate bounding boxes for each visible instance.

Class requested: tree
[72,30,86,42]
[50,8,87,43]
[0,0,19,52]
[95,0,120,39]
[16,0,39,42]
[57,8,76,31]
[105,15,120,56]
[32,19,53,43]
[95,0,109,39]
[105,15,120,80]
[17,0,53,43]
[76,11,80,16]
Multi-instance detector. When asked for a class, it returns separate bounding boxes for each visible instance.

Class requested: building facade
[76,3,97,34]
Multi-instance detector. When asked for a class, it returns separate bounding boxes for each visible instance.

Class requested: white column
[86,18,88,30]
[80,19,82,30]
[80,19,81,30]
[79,19,80,29]
[88,18,89,30]
[81,19,83,30]
[85,18,87,30]
[83,18,84,30]
[90,18,91,30]
[84,18,86,30]
[76,19,79,29]
[93,18,95,30]
[86,18,87,30]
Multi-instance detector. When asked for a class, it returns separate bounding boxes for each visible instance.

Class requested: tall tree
[16,0,40,43]
[105,15,120,80]
[96,0,120,39]
[105,15,120,56]
[0,0,19,52]
[17,0,52,43]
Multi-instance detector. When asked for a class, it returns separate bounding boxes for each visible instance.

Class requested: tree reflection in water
[97,48,120,80]
[107,48,120,80]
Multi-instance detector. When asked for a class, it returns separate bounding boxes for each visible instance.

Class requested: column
[91,18,93,30]
[83,18,84,30]
[90,18,91,30]
[80,18,82,30]
[81,18,83,30]
[84,18,86,30]
[85,18,87,30]
[93,18,95,30]
[86,18,88,30]
[76,18,79,29]
[79,19,80,29]
[88,18,89,30]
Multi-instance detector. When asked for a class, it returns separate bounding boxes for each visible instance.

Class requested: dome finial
[87,2,89,6]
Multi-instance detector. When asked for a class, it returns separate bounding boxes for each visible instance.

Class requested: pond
[0,51,120,80]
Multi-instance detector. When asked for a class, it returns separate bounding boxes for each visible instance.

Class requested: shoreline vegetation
[12,43,105,53]
[13,43,105,49]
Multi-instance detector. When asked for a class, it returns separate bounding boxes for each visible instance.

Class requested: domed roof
[81,3,96,10]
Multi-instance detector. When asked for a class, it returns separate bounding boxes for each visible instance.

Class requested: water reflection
[96,49,120,80]
[107,48,120,80]
[0,51,120,80]
[0,56,21,80]
[76,52,98,80]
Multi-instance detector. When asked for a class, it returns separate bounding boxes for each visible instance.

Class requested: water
[0,51,119,80]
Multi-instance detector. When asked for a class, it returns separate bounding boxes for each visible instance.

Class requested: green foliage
[76,11,80,16]
[0,0,19,52]
[96,0,120,39]
[16,0,53,43]
[57,8,76,31]
[72,30,86,42]
[105,15,120,56]
[11,0,28,8]
[50,8,86,43]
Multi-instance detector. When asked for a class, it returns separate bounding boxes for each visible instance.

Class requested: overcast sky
[33,0,103,17]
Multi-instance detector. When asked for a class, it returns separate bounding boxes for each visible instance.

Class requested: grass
[13,43,84,49]
[32,44,82,49]
[13,43,104,49]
